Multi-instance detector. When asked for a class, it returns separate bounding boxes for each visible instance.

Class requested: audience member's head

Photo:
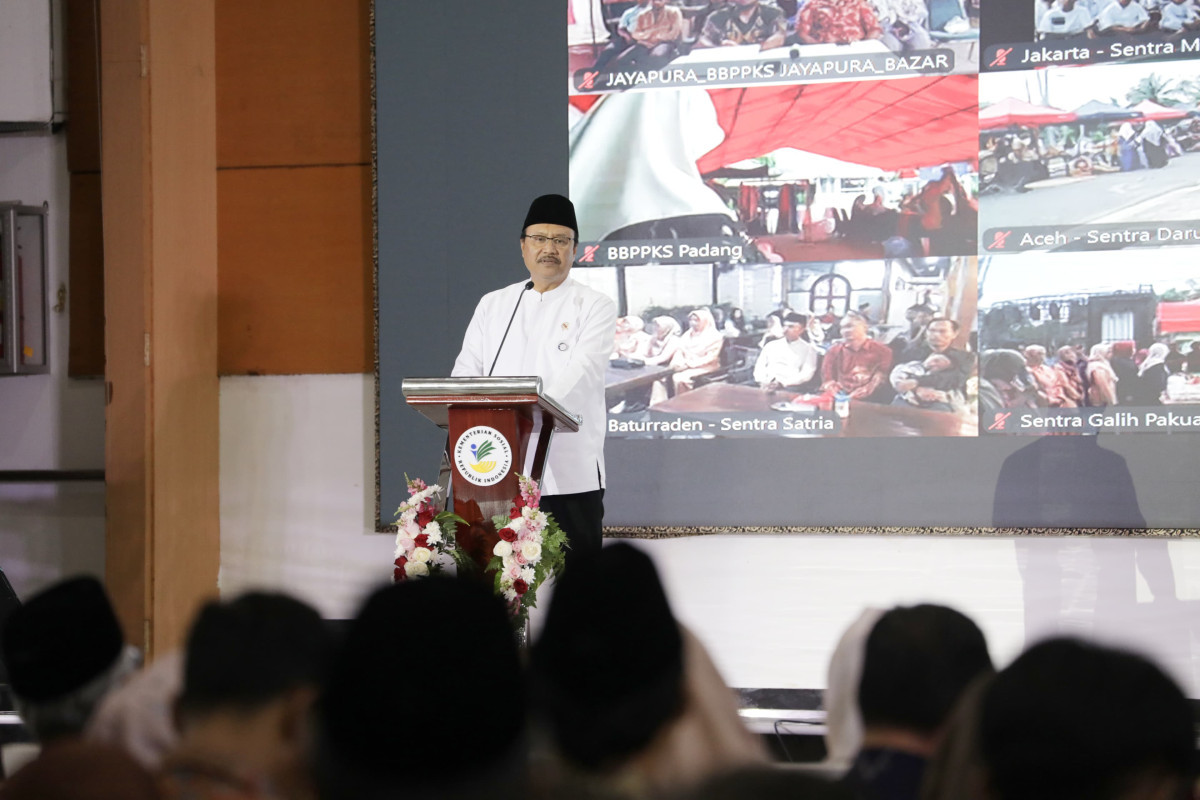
[315,577,524,800]
[532,543,684,773]
[532,544,765,795]
[1,576,137,742]
[0,740,160,800]
[165,591,332,797]
[979,638,1194,800]
[858,604,993,752]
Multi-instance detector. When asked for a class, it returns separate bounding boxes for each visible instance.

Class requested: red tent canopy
[1131,99,1189,121]
[696,75,979,174]
[979,96,1076,130]
[1158,301,1200,333]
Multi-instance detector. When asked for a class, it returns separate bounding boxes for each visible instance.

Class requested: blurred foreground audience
[315,577,525,800]
[978,638,1195,800]
[161,592,333,800]
[0,566,1196,800]
[844,604,994,800]
[531,543,767,799]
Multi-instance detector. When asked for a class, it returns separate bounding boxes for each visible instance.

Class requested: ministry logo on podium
[453,426,513,486]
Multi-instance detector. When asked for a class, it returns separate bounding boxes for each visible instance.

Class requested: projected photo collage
[566,0,1200,439]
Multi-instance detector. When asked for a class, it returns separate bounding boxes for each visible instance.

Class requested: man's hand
[914,387,940,402]
[895,378,918,393]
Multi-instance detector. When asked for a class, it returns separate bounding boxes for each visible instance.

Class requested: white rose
[411,547,432,563]
[404,561,429,578]
[520,540,542,562]
[493,540,513,558]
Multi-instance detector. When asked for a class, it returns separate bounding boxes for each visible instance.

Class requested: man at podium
[452,195,618,560]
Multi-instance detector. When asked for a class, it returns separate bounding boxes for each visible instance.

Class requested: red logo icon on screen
[987,230,1013,250]
[989,48,1014,67]
[579,71,599,90]
[578,244,600,263]
[988,412,1012,431]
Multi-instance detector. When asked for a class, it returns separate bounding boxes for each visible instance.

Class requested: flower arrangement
[487,475,568,623]
[392,477,465,581]
[391,474,566,625]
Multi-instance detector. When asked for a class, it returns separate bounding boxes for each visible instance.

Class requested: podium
[401,377,580,522]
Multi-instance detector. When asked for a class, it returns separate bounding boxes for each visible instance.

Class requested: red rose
[513,578,529,596]
[509,506,522,520]
[393,556,407,583]
[498,527,517,543]
[394,556,407,567]
[416,510,434,528]
[414,533,430,548]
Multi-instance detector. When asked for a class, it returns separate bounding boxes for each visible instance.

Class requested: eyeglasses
[523,234,575,249]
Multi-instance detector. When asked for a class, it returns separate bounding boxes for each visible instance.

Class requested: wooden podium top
[401,377,581,432]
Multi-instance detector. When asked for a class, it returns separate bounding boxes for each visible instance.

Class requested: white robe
[453,276,617,495]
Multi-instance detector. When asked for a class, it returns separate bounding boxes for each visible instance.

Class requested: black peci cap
[522,194,578,240]
[2,576,124,702]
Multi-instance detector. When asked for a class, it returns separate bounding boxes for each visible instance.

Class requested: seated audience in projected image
[1023,345,1074,408]
[699,0,788,48]
[593,0,650,72]
[888,353,960,411]
[1131,342,1171,406]
[841,604,994,800]
[670,308,726,394]
[531,544,767,799]
[976,639,1194,800]
[868,0,934,50]
[793,0,883,44]
[613,0,685,71]
[1095,0,1153,33]
[315,578,528,800]
[1160,0,1200,32]
[1051,345,1086,407]
[160,592,334,800]
[612,316,652,361]
[0,577,141,774]
[1085,343,1118,407]
[753,311,820,391]
[821,315,894,403]
[1036,0,1098,37]
[891,318,972,408]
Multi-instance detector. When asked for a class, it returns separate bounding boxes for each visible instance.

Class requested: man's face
[520,223,576,291]
[926,320,956,352]
[783,321,804,342]
[841,318,868,345]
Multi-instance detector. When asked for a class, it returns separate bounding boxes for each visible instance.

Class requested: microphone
[488,281,534,376]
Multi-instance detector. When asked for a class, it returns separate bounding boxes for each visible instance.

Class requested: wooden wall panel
[67,172,104,376]
[217,165,372,375]
[215,0,370,168]
[65,0,101,173]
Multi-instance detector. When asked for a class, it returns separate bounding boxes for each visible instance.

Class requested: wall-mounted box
[0,2,54,128]
[0,203,49,376]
